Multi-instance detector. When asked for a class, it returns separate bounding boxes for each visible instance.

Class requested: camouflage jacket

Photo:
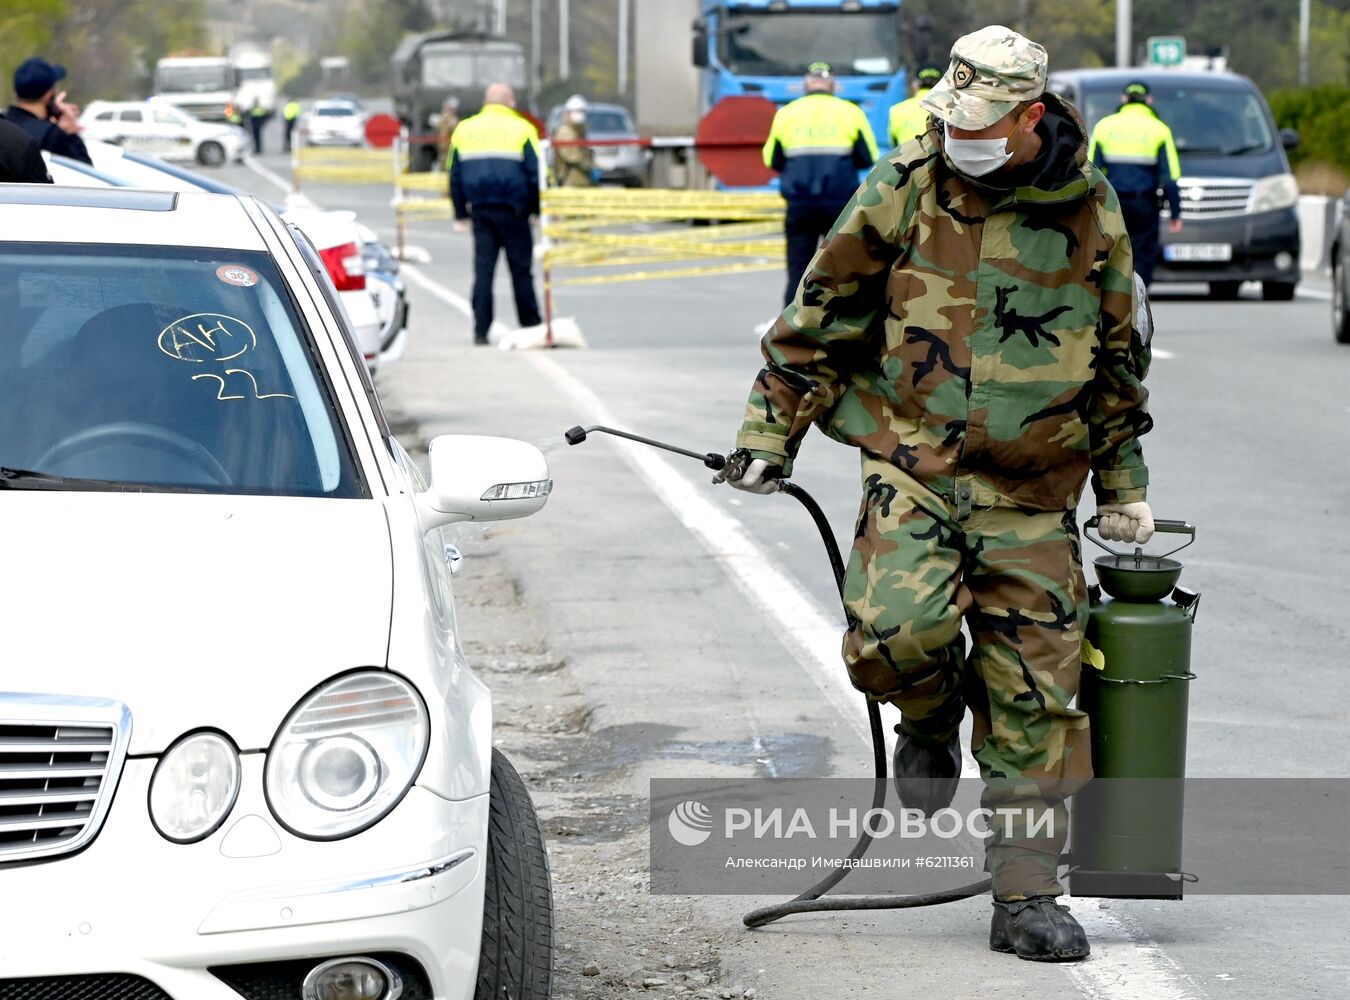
[736,93,1152,512]
[551,120,594,187]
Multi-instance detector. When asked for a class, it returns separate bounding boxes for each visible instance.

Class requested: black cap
[1124,80,1150,100]
[916,64,943,84]
[14,57,66,100]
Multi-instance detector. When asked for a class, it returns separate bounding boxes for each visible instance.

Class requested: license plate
[1164,243,1233,262]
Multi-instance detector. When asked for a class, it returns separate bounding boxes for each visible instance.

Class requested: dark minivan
[1050,69,1301,300]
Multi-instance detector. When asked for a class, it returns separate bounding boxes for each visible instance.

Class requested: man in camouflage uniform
[719,26,1156,960]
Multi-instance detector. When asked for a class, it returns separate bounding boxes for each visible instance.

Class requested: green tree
[13,0,208,101]
[340,0,433,86]
[904,0,1113,74]
[1133,0,1349,91]
[906,0,1350,92]
[0,0,69,97]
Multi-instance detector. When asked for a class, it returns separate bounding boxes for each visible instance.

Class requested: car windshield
[155,66,231,93]
[1080,84,1274,156]
[315,106,355,117]
[0,243,362,497]
[718,11,900,76]
[420,47,527,89]
[235,66,271,82]
[587,110,634,134]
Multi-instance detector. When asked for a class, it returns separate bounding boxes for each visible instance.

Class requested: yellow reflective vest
[1088,102,1183,217]
[762,92,879,208]
[887,87,932,147]
[449,103,542,218]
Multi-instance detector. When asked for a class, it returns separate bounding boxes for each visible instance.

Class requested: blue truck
[692,0,908,156]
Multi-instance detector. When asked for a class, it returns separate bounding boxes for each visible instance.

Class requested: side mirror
[692,19,710,68]
[416,435,552,530]
[1280,127,1300,150]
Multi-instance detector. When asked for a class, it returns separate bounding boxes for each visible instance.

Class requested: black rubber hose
[561,428,993,925]
[741,482,991,928]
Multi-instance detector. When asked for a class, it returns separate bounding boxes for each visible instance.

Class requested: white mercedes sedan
[0,185,553,1000]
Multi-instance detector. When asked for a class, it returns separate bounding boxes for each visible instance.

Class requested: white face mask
[944,117,1025,177]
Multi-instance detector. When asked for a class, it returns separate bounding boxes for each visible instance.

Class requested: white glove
[1097,502,1155,544]
[714,455,781,495]
[729,458,781,494]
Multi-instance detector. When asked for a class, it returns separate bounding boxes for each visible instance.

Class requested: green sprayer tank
[1070,519,1199,899]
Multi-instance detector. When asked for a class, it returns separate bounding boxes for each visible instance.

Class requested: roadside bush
[1268,85,1350,174]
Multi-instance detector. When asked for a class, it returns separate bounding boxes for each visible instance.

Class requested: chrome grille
[1177,178,1255,220]
[0,696,131,864]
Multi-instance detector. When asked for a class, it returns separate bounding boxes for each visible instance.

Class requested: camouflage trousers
[842,457,1092,900]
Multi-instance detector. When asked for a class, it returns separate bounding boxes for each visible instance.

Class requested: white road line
[1068,908,1208,1000]
[536,353,874,745]
[400,261,871,746]
[1298,287,1333,301]
[1152,348,1176,360]
[257,164,1202,1000]
[402,263,474,315]
[240,155,317,209]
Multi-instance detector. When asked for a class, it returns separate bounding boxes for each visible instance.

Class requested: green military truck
[392,30,528,172]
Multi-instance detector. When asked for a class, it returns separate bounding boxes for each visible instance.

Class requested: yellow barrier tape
[398,171,450,193]
[559,261,781,286]
[396,197,457,219]
[295,147,397,164]
[549,231,784,261]
[291,146,406,186]
[294,166,393,183]
[395,186,788,284]
[541,188,784,209]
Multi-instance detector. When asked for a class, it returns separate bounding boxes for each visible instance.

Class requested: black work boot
[990,897,1090,961]
[892,724,961,816]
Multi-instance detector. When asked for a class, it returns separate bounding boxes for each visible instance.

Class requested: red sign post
[695,96,778,188]
[364,113,402,149]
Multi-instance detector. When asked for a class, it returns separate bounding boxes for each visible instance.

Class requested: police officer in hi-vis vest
[888,64,943,148]
[1088,81,1183,286]
[762,62,879,306]
[449,83,543,345]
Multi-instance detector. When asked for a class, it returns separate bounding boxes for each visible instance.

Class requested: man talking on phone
[5,57,91,165]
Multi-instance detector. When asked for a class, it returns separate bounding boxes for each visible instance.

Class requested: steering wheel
[35,422,233,487]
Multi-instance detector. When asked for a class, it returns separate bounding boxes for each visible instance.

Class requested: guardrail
[1298,195,1343,272]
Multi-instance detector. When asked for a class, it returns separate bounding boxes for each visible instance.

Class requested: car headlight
[265,671,429,840]
[1251,173,1299,213]
[149,731,241,843]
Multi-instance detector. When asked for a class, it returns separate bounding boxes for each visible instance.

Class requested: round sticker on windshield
[216,264,259,288]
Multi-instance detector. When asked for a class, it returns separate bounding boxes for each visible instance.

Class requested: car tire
[1334,253,1350,345]
[474,748,553,1000]
[1261,281,1297,301]
[1208,280,1242,300]
[197,141,226,167]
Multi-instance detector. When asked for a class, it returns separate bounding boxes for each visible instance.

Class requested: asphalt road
[221,139,1349,1000]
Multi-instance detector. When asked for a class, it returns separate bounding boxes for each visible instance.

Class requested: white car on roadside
[0,185,555,1000]
[80,99,247,166]
[301,99,368,147]
[283,206,388,371]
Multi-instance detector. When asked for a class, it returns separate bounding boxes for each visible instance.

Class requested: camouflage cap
[920,25,1047,130]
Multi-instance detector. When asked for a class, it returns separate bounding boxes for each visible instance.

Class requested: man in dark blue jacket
[1087,82,1183,286]
[5,57,91,166]
[762,63,879,305]
[0,116,51,182]
[449,83,543,345]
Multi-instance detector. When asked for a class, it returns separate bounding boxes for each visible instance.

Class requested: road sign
[364,113,401,149]
[1147,36,1187,68]
[696,96,777,188]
